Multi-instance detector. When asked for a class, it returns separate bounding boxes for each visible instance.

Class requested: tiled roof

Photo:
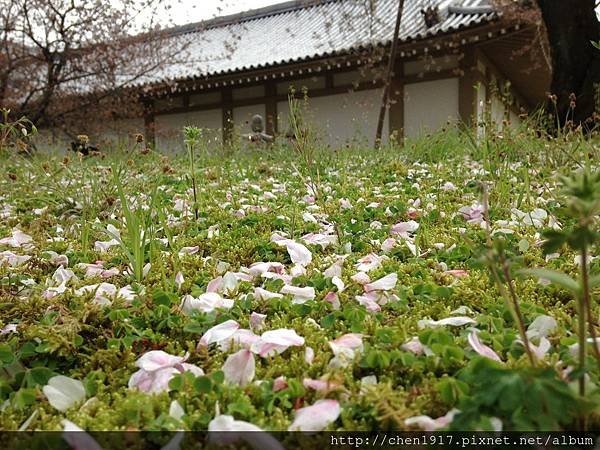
[134,0,496,87]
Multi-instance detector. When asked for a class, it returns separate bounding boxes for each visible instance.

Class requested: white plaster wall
[233,104,266,136]
[155,112,187,152]
[277,88,388,148]
[476,82,487,137]
[404,55,459,76]
[99,118,145,149]
[277,76,326,96]
[155,109,222,153]
[491,94,505,129]
[277,100,291,135]
[33,129,70,154]
[36,119,144,153]
[403,78,459,138]
[509,109,521,129]
[233,85,265,101]
[188,109,222,145]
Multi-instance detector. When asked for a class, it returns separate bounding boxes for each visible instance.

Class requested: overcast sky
[153,0,283,27]
[145,1,600,28]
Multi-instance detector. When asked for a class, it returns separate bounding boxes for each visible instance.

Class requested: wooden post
[143,99,155,149]
[375,0,405,149]
[388,61,404,143]
[458,47,477,126]
[222,88,233,145]
[265,81,277,135]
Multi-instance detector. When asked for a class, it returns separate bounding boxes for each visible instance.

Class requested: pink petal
[206,276,223,293]
[401,337,426,355]
[355,253,385,272]
[247,262,285,278]
[445,269,469,278]
[179,363,204,377]
[391,220,419,237]
[249,312,267,330]
[301,232,337,249]
[251,328,305,357]
[323,291,340,310]
[288,399,341,431]
[129,367,179,394]
[339,198,352,209]
[222,349,255,387]
[179,246,199,255]
[218,329,260,352]
[355,295,381,312]
[330,333,363,350]
[303,378,341,392]
[128,369,153,392]
[175,272,185,289]
[290,264,306,277]
[351,271,371,285]
[381,238,397,253]
[135,350,187,372]
[468,330,502,362]
[405,409,459,431]
[532,337,551,360]
[180,293,233,314]
[148,367,180,393]
[273,376,288,392]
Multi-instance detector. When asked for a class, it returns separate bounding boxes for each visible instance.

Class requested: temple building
[47,0,551,151]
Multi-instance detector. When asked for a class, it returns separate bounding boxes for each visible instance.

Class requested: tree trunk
[537,0,600,128]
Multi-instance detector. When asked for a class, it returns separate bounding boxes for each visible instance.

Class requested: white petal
[208,415,285,450]
[175,272,185,290]
[209,414,259,432]
[288,399,341,431]
[332,276,345,292]
[280,285,315,303]
[260,328,305,347]
[304,347,315,365]
[526,315,557,339]
[106,224,121,240]
[180,292,233,314]
[418,316,476,329]
[61,420,104,450]
[285,241,312,266]
[169,400,185,421]
[364,273,397,292]
[43,376,85,412]
[253,287,283,301]
[198,320,240,347]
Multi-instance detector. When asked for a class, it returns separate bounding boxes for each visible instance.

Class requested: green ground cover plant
[1,121,600,436]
